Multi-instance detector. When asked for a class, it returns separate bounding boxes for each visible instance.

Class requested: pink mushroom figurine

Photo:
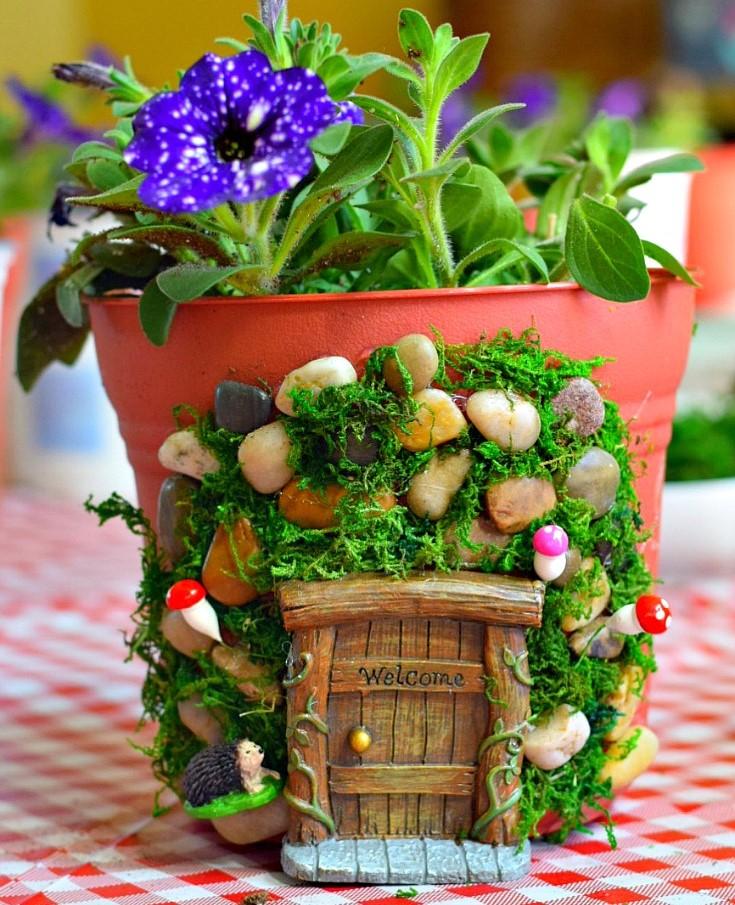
[607,594,672,636]
[532,525,569,582]
[166,579,223,644]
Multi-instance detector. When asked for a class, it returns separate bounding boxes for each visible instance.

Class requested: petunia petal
[137,163,234,213]
[228,146,314,202]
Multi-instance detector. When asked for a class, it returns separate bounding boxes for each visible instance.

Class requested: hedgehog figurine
[183,739,280,808]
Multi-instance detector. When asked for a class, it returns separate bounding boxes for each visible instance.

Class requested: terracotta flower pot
[88,271,695,575]
[687,143,735,312]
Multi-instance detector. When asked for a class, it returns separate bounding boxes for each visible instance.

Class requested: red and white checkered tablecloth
[1,489,734,905]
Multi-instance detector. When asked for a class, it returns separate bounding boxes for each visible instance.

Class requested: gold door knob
[348,726,372,754]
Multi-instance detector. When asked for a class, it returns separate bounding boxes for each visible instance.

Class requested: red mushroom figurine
[606,594,672,636]
[166,579,223,644]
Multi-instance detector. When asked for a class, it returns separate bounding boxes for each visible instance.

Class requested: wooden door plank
[421,619,459,837]
[473,625,531,846]
[285,626,336,844]
[331,764,476,795]
[330,658,485,693]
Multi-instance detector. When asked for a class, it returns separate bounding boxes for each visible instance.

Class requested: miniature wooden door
[279,572,544,852]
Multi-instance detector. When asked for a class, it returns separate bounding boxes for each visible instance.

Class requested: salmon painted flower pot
[88,271,695,576]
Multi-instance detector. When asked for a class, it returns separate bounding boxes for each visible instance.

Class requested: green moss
[88,329,655,846]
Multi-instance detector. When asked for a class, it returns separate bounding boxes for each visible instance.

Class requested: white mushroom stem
[182,599,223,644]
[606,604,642,635]
[534,551,567,582]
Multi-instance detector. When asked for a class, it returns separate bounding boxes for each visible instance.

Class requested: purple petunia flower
[334,100,364,126]
[124,51,345,213]
[6,77,95,147]
[504,74,557,126]
[595,79,647,121]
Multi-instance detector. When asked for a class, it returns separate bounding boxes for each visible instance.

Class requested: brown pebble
[279,479,346,528]
[202,519,260,606]
[161,609,214,658]
[157,475,198,563]
[445,517,511,567]
[211,645,282,705]
[212,795,289,845]
[568,617,624,659]
[485,476,557,534]
[383,334,439,396]
[177,694,224,745]
[551,547,583,588]
[565,447,621,519]
[552,378,606,437]
[561,558,611,632]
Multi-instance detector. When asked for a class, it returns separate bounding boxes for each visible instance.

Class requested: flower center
[215,124,258,163]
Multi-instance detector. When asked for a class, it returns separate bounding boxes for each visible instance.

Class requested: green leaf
[351,96,424,154]
[641,240,699,287]
[439,103,525,162]
[327,53,394,100]
[401,158,467,191]
[615,152,704,195]
[86,158,129,192]
[441,181,482,231]
[227,265,272,294]
[139,278,178,346]
[434,33,489,99]
[565,194,650,301]
[397,8,435,64]
[295,231,409,277]
[108,224,233,264]
[16,269,89,391]
[242,14,278,61]
[68,174,148,212]
[585,116,633,191]
[156,264,245,302]
[89,241,164,277]
[56,263,104,327]
[71,141,122,164]
[451,165,522,259]
[310,122,352,157]
[310,125,394,193]
[214,37,250,53]
[385,59,422,86]
[357,199,417,230]
[453,238,549,286]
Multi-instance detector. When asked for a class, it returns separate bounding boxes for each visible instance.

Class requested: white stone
[275,356,357,415]
[157,430,219,479]
[466,390,541,451]
[383,333,439,395]
[534,551,567,582]
[407,449,472,520]
[524,704,591,770]
[238,421,294,493]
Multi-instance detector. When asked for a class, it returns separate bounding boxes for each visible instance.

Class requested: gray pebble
[568,617,624,659]
[157,474,198,562]
[214,381,272,435]
[566,447,621,518]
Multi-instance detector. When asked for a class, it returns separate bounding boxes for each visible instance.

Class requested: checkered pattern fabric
[1,489,734,905]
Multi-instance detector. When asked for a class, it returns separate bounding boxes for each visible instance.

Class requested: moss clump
[88,329,655,845]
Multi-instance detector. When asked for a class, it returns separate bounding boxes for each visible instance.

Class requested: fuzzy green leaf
[56,263,104,327]
[310,122,352,156]
[311,125,394,194]
[351,96,424,153]
[397,8,435,64]
[440,103,525,162]
[641,240,699,287]
[585,116,633,191]
[441,182,482,231]
[89,241,165,278]
[454,238,549,286]
[565,194,650,301]
[434,33,488,99]
[108,224,233,264]
[71,141,122,164]
[16,270,89,391]
[615,152,704,195]
[357,199,418,230]
[86,158,129,192]
[139,278,178,346]
[327,53,395,100]
[68,173,148,212]
[296,231,409,277]
[451,164,522,259]
[156,264,245,302]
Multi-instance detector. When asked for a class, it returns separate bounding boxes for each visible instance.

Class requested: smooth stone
[238,421,294,494]
[279,478,346,529]
[551,547,583,588]
[394,388,467,451]
[161,609,213,658]
[568,616,624,659]
[212,796,289,844]
[158,430,219,480]
[329,427,380,466]
[211,644,282,705]
[445,517,511,567]
[600,726,659,791]
[524,704,591,770]
[214,381,272,435]
[177,693,224,745]
[407,449,472,520]
[202,519,260,606]
[561,558,611,632]
[466,390,541,451]
[605,665,645,742]
[157,475,198,563]
[485,476,557,534]
[383,333,439,396]
[566,447,621,518]
[276,356,357,416]
[552,378,606,437]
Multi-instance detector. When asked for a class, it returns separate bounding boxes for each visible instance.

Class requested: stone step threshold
[282,837,530,884]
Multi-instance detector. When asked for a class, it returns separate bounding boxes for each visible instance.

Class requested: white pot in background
[660,478,735,579]
[625,148,695,263]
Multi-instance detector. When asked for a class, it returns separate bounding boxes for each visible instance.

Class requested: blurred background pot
[88,271,696,575]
